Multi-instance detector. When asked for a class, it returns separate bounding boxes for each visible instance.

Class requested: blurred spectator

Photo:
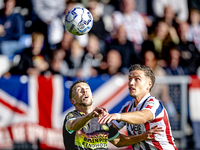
[106,24,140,74]
[13,0,34,33]
[141,48,178,118]
[188,0,200,12]
[134,0,148,14]
[152,0,189,22]
[164,46,189,75]
[98,49,123,75]
[60,31,75,52]
[186,9,200,52]
[162,5,178,28]
[150,4,180,36]
[64,39,89,78]
[31,0,66,49]
[149,20,179,65]
[177,21,200,75]
[83,33,103,74]
[88,0,109,51]
[7,32,49,76]
[0,0,25,59]
[134,0,154,29]
[55,33,102,78]
[111,0,147,52]
[48,48,68,76]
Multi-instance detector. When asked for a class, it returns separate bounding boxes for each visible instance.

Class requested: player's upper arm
[140,109,154,122]
[65,118,76,132]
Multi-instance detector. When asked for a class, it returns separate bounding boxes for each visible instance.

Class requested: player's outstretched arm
[98,109,153,125]
[67,107,107,131]
[109,125,163,147]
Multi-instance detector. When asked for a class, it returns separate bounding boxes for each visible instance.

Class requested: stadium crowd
[0,0,200,149]
[0,0,199,78]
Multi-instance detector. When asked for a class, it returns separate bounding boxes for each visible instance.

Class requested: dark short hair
[129,64,155,91]
[69,79,88,99]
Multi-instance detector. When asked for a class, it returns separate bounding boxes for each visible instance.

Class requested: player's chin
[81,100,92,106]
[129,92,136,98]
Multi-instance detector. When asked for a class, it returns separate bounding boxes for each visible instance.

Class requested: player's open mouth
[83,95,89,99]
[129,87,136,91]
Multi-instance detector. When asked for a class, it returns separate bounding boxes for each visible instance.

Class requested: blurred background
[0,0,200,149]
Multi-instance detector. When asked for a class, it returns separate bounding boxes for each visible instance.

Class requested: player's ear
[70,99,76,105]
[148,81,152,90]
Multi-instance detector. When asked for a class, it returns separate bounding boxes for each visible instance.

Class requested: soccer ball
[65,7,93,36]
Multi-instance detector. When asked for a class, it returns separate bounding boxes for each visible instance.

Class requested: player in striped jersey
[98,64,177,150]
[63,79,164,150]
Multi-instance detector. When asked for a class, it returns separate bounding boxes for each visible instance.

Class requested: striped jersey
[112,93,177,150]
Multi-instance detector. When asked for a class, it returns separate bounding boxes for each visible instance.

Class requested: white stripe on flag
[52,75,65,129]
[93,75,129,111]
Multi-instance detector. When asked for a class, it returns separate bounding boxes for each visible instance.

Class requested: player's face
[128,70,151,99]
[72,83,93,107]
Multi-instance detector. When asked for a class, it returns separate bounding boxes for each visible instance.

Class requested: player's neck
[76,106,93,115]
[134,92,149,106]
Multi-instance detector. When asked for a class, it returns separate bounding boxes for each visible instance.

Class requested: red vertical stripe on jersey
[145,122,155,139]
[150,118,163,149]
[38,75,53,128]
[163,109,177,150]
[125,103,130,112]
[144,122,150,130]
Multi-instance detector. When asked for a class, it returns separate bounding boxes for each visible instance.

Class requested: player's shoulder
[123,100,133,107]
[147,96,159,102]
[145,96,161,105]
[120,100,133,113]
[65,110,80,121]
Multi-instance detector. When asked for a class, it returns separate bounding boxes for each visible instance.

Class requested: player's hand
[97,114,117,124]
[91,107,108,118]
[141,125,164,141]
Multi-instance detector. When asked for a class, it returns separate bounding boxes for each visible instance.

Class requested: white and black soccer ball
[65,7,93,36]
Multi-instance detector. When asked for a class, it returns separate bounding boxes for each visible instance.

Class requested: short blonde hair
[31,32,44,43]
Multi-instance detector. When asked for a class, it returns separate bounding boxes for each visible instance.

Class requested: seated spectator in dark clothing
[0,0,25,59]
[48,48,67,75]
[105,25,139,74]
[63,39,86,78]
[60,31,75,52]
[98,49,123,76]
[8,32,49,76]
[88,0,109,53]
[164,46,189,75]
[82,33,103,77]
[149,20,179,63]
[177,22,200,75]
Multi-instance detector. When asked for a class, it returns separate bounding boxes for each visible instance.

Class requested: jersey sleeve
[142,97,164,120]
[64,111,80,134]
[112,101,132,129]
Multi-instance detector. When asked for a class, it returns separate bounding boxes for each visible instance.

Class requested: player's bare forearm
[98,109,153,125]
[110,126,163,147]
[67,107,107,131]
[67,115,92,131]
[120,110,152,124]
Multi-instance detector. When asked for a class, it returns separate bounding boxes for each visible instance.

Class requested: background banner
[0,75,131,149]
